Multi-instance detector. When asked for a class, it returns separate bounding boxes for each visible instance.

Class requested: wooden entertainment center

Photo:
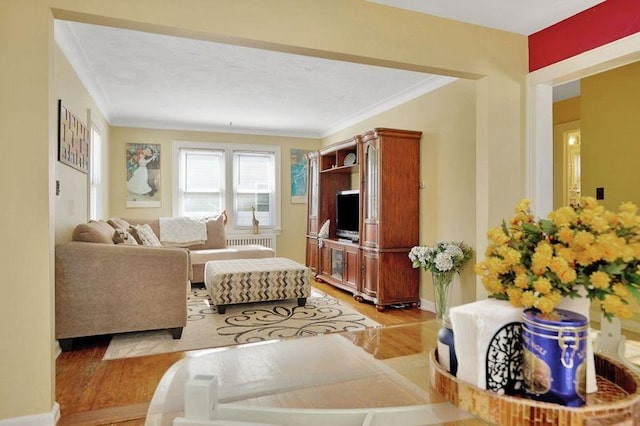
[305,128,421,311]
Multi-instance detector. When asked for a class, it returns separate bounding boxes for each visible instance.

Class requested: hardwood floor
[56,280,434,425]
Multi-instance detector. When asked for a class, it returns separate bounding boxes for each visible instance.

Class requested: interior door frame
[553,120,580,209]
[527,33,640,216]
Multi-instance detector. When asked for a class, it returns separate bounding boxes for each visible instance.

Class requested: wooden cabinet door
[343,244,359,291]
[305,237,318,274]
[361,139,380,248]
[361,249,379,299]
[319,243,333,278]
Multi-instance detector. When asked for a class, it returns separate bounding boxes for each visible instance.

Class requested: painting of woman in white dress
[126,143,161,207]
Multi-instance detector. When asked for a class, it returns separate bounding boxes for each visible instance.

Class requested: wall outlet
[596,187,604,200]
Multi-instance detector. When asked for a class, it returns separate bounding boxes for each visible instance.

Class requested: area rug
[103,286,380,360]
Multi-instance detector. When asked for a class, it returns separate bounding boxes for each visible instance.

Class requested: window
[173,141,280,232]
[89,125,102,220]
[179,149,224,217]
[234,151,275,228]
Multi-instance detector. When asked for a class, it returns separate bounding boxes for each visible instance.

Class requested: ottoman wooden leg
[170,327,183,339]
[297,297,307,307]
[217,305,226,314]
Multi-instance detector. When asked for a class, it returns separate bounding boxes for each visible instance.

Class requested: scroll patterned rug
[103,286,380,360]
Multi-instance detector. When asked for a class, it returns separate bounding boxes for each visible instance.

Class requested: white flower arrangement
[409,241,473,274]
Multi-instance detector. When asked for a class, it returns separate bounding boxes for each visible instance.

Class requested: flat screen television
[335,189,359,241]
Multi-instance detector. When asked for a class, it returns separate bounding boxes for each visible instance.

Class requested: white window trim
[88,123,103,221]
[172,140,281,234]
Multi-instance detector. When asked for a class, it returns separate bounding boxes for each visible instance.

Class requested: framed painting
[290,149,312,203]
[126,143,161,208]
[57,99,90,174]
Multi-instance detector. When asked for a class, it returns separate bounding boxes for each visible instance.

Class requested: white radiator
[226,234,276,251]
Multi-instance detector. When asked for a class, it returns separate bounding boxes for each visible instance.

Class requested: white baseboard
[419,297,435,313]
[0,402,60,425]
[55,340,62,358]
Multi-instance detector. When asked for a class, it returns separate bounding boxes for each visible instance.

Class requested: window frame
[88,124,102,220]
[172,140,281,234]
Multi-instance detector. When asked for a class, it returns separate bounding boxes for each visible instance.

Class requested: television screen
[336,190,359,240]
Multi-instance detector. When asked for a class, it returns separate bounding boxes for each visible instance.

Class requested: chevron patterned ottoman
[204,257,311,314]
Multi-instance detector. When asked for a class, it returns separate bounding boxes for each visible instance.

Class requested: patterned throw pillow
[113,229,139,245]
[107,217,132,232]
[130,224,162,246]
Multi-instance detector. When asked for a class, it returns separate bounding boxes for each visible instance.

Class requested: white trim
[54,21,112,123]
[419,297,435,314]
[0,402,60,426]
[526,82,554,216]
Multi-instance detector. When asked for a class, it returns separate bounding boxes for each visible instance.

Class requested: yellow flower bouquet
[475,197,640,320]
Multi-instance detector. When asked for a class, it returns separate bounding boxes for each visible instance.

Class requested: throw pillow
[107,217,132,231]
[318,219,330,239]
[204,213,227,249]
[72,220,116,244]
[130,224,162,246]
[113,228,139,245]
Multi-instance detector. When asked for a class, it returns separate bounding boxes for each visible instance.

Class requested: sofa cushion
[113,229,139,245]
[72,220,116,244]
[189,245,275,265]
[107,217,132,231]
[186,213,227,250]
[130,224,162,246]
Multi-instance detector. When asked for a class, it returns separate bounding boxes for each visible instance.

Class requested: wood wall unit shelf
[305,128,421,311]
[319,139,358,172]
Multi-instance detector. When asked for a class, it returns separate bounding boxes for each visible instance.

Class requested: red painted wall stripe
[529,0,640,72]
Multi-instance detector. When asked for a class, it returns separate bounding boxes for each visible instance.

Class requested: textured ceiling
[55,20,454,138]
[55,1,601,137]
[369,0,605,35]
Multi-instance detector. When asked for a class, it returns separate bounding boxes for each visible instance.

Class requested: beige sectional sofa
[124,217,275,283]
[55,214,274,351]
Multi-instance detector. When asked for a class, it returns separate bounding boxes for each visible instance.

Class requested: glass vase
[432,270,455,326]
[433,270,458,376]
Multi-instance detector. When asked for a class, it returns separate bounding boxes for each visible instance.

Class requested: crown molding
[54,20,113,122]
[320,75,456,138]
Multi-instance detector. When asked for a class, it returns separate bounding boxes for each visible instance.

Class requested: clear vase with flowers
[409,241,473,376]
[409,241,474,325]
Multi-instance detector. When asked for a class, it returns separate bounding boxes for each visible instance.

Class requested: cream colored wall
[0,2,55,420]
[109,127,319,264]
[1,0,528,419]
[324,79,477,305]
[54,44,110,243]
[581,61,640,211]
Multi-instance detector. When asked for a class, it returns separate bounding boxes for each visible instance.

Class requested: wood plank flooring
[56,280,434,425]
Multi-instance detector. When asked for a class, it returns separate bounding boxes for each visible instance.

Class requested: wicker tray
[429,350,640,425]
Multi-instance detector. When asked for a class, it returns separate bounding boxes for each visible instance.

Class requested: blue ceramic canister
[521,308,588,407]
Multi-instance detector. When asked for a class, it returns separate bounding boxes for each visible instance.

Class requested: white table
[145,322,485,425]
